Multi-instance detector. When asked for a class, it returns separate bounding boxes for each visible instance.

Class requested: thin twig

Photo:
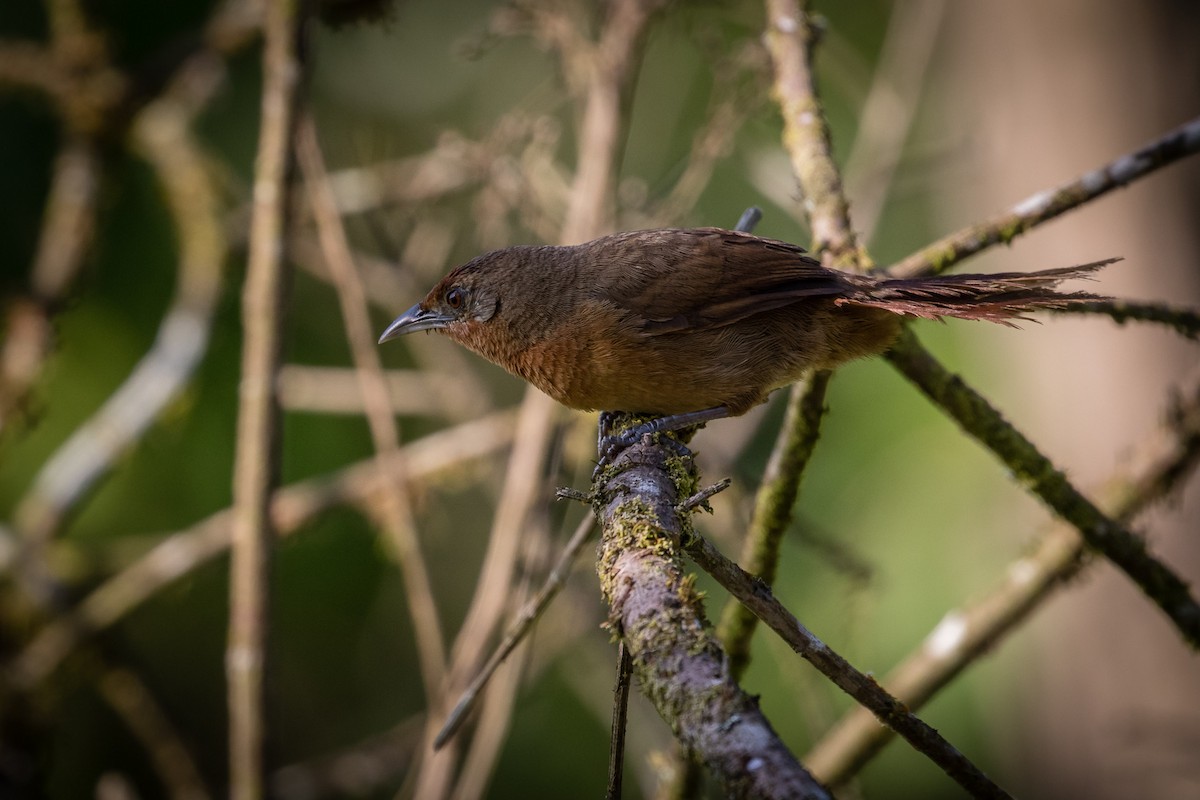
[98,666,212,800]
[435,515,596,748]
[890,114,1200,278]
[716,370,830,680]
[886,328,1200,647]
[688,534,1012,800]
[676,478,733,514]
[228,1,302,795]
[606,642,633,800]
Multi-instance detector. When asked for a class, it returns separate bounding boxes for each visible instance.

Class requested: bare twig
[806,366,1200,785]
[606,642,633,800]
[1053,300,1200,340]
[886,328,1200,647]
[890,114,1200,278]
[228,1,302,795]
[716,370,830,679]
[435,515,596,748]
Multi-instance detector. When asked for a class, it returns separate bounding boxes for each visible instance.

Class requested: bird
[378,227,1112,440]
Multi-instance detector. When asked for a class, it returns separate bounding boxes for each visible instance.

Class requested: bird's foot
[592,407,731,481]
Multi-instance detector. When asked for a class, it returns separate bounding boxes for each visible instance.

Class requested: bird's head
[377,258,501,345]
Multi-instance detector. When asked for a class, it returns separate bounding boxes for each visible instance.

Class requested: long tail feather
[837,258,1119,326]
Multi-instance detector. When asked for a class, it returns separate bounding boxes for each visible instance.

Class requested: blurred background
[1,0,1197,798]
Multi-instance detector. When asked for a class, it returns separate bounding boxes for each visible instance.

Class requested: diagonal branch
[1054,300,1200,340]
[688,533,1011,800]
[806,365,1200,784]
[297,114,447,706]
[890,115,1200,278]
[886,328,1200,647]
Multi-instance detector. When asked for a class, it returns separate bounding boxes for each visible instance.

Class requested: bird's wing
[595,228,850,335]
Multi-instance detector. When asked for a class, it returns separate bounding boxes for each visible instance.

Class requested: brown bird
[379,227,1112,435]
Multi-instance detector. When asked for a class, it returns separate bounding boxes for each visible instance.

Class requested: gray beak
[378,304,453,343]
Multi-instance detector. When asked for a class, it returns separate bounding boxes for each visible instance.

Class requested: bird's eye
[446,287,467,309]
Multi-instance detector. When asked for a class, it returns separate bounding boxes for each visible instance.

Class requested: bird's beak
[378,304,453,343]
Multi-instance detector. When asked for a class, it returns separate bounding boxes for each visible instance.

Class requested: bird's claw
[592,422,697,482]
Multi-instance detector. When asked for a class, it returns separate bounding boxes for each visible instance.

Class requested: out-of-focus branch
[842,0,946,242]
[435,516,596,748]
[643,41,768,227]
[272,716,424,799]
[8,411,516,691]
[806,366,1200,785]
[886,329,1200,647]
[98,666,212,800]
[561,0,667,244]
[11,54,228,599]
[890,114,1200,278]
[277,364,490,420]
[227,1,302,796]
[297,114,447,704]
[0,138,100,434]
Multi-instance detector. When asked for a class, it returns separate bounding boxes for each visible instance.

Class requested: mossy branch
[595,421,830,800]
[716,369,830,680]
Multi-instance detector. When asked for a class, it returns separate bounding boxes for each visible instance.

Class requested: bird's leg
[593,406,732,479]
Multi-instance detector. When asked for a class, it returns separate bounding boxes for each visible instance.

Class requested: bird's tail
[837,258,1118,326]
